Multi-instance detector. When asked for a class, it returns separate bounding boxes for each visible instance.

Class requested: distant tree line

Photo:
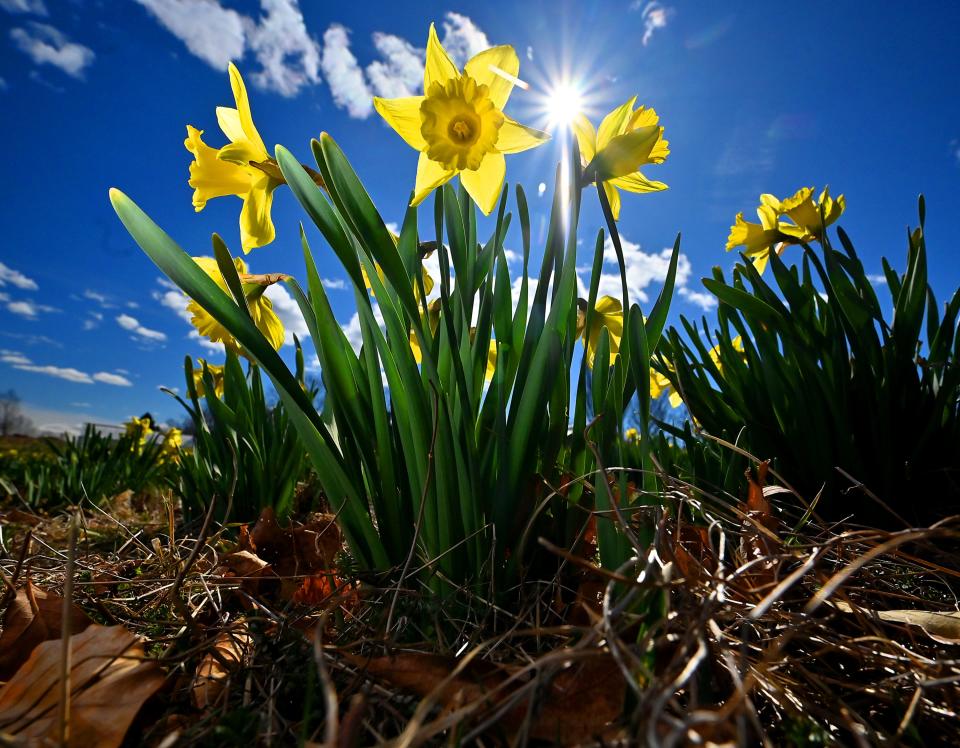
[0,390,35,436]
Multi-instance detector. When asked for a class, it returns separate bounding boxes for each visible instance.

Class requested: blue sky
[1,0,959,433]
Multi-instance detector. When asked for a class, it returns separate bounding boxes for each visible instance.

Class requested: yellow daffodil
[409,299,442,364]
[573,98,669,220]
[160,427,182,464]
[192,360,225,399]
[709,335,745,373]
[373,24,550,215]
[727,187,845,273]
[624,427,639,443]
[576,296,624,368]
[124,416,153,453]
[650,367,683,408]
[648,337,744,409]
[482,338,497,382]
[362,257,435,300]
[188,256,285,353]
[185,63,281,253]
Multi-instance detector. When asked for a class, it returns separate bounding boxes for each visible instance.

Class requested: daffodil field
[2,20,960,748]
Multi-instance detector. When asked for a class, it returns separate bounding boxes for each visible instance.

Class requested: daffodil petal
[252,297,285,351]
[218,139,268,167]
[227,63,267,156]
[239,174,278,252]
[572,114,598,164]
[610,172,668,194]
[496,116,550,154]
[464,44,519,109]
[460,151,505,216]
[626,105,660,130]
[596,96,637,150]
[424,23,459,91]
[590,124,661,180]
[594,295,622,315]
[373,96,427,150]
[484,340,497,381]
[602,180,622,221]
[412,152,456,206]
[185,126,252,210]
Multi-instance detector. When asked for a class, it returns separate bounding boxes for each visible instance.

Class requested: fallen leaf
[0,580,92,680]
[245,509,342,599]
[661,520,715,587]
[0,508,43,526]
[347,652,625,745]
[191,620,252,709]
[293,572,357,608]
[831,600,960,644]
[528,657,626,743]
[738,461,782,596]
[0,624,165,748]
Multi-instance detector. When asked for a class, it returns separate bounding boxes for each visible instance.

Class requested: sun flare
[544,82,583,129]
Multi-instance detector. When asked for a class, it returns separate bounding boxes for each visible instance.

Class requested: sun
[544,81,583,129]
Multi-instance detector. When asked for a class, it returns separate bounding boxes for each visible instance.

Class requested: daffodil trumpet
[573,97,669,221]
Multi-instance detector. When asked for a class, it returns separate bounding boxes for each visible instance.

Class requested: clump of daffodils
[160,427,182,464]
[726,187,846,273]
[124,416,153,453]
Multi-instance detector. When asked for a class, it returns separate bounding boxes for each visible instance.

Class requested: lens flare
[544,82,583,129]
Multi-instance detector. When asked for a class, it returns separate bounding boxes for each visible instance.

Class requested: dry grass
[1,471,959,747]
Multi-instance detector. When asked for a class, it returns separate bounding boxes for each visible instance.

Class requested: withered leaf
[0,624,165,748]
[0,580,92,680]
[191,620,252,709]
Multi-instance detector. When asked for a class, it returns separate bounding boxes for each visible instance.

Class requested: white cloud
[14,363,93,383]
[0,350,30,366]
[135,0,246,70]
[340,302,384,352]
[264,283,309,344]
[136,0,320,97]
[678,287,717,312]
[440,12,489,67]
[321,24,372,118]
[867,273,887,286]
[116,313,167,342]
[188,330,225,352]
[4,351,136,387]
[588,234,691,304]
[7,299,56,318]
[0,261,38,290]
[0,0,47,14]
[503,249,522,265]
[321,277,346,290]
[82,311,103,330]
[245,0,321,97]
[9,22,94,78]
[366,32,422,98]
[92,371,133,387]
[633,1,674,46]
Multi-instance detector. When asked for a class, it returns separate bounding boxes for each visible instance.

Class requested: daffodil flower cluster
[726,187,846,273]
